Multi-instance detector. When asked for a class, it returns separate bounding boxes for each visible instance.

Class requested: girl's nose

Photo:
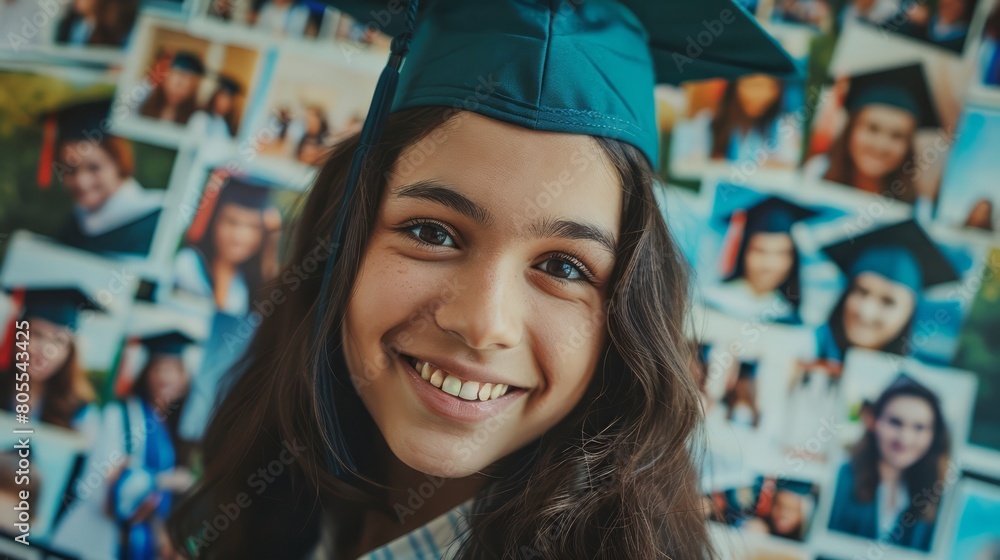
[433,262,524,351]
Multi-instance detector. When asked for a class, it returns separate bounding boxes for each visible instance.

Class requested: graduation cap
[171,51,205,75]
[821,220,959,294]
[216,75,241,95]
[36,99,114,188]
[217,177,272,210]
[308,0,798,478]
[19,287,106,331]
[139,330,197,357]
[844,64,940,129]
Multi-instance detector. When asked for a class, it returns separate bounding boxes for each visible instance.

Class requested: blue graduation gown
[57,208,161,257]
[828,462,935,551]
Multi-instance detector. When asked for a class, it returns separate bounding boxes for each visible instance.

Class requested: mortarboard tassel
[718,209,747,278]
[0,288,26,371]
[36,115,57,189]
[312,0,420,478]
[113,336,142,399]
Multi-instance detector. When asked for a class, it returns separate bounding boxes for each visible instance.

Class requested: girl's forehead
[388,112,622,226]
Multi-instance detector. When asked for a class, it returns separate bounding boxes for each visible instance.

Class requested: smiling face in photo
[847,104,916,182]
[874,394,936,470]
[843,272,916,350]
[744,232,794,295]
[341,113,621,478]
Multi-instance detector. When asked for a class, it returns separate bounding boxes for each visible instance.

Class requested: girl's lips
[397,354,525,423]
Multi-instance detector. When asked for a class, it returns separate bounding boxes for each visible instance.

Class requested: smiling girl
[167,0,796,557]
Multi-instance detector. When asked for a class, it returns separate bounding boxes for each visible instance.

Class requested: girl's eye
[536,255,587,282]
[407,222,456,248]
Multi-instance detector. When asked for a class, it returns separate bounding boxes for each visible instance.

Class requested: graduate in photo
[54,0,138,47]
[167,0,798,557]
[294,104,334,165]
[805,64,940,206]
[173,177,282,316]
[741,479,815,542]
[828,374,950,551]
[814,219,960,363]
[704,197,819,324]
[190,75,242,139]
[896,0,975,53]
[674,75,800,168]
[52,330,198,560]
[46,100,164,258]
[0,287,102,446]
[721,361,760,428]
[140,51,205,126]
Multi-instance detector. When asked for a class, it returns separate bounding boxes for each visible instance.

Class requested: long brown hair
[849,380,950,522]
[167,107,710,559]
[709,79,784,160]
[1,339,95,430]
[823,109,917,203]
[140,86,198,126]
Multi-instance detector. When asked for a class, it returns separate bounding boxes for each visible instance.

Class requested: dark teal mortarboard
[217,75,241,95]
[721,197,820,236]
[49,99,113,142]
[821,220,959,294]
[218,177,272,210]
[19,288,106,331]
[140,330,196,357]
[330,0,799,166]
[845,64,940,129]
[171,51,205,75]
[310,0,798,478]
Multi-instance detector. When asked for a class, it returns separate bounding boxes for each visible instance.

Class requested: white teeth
[430,369,444,388]
[459,381,481,401]
[412,358,515,402]
[442,375,462,396]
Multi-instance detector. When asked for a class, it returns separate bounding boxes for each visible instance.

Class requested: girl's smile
[397,353,527,423]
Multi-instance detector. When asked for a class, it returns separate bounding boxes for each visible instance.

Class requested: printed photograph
[170,167,299,316]
[114,16,262,143]
[824,348,977,552]
[0,68,179,261]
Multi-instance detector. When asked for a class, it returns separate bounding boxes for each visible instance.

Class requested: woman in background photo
[828,375,950,551]
[805,64,939,207]
[704,196,818,324]
[673,74,800,169]
[173,177,282,316]
[0,287,102,445]
[52,331,198,560]
[49,101,164,257]
[140,51,205,126]
[190,75,241,139]
[54,0,138,47]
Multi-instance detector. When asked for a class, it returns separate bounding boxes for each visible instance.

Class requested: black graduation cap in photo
[821,220,959,294]
[217,176,273,210]
[217,75,241,95]
[36,98,115,188]
[139,330,197,357]
[844,63,940,129]
[47,99,114,143]
[18,287,107,331]
[722,196,822,236]
[171,51,206,75]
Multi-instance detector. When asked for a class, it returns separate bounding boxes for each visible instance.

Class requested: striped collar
[317,499,474,560]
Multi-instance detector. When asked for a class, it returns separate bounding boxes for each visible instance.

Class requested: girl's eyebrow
[393,180,617,255]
